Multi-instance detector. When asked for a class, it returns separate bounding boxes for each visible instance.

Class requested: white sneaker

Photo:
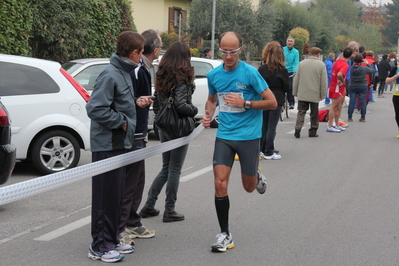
[259,152,267,160]
[326,126,341,133]
[88,246,124,263]
[336,125,346,131]
[115,242,135,254]
[211,232,235,252]
[264,153,281,160]
[256,169,267,194]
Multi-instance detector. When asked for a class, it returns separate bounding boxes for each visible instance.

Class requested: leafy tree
[160,25,191,49]
[361,0,388,30]
[314,0,362,29]
[272,1,323,47]
[349,23,383,53]
[290,27,309,45]
[188,0,277,59]
[116,0,137,32]
[188,0,213,41]
[252,1,278,54]
[382,0,399,47]
[289,27,309,58]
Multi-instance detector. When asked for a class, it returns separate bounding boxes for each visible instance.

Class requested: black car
[0,99,16,185]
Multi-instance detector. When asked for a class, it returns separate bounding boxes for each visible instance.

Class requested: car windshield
[61,62,83,72]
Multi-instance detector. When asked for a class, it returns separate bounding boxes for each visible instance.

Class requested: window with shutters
[168,7,187,34]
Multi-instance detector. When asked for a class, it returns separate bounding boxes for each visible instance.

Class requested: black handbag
[154,87,195,139]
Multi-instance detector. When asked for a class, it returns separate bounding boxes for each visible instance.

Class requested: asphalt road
[1,94,399,266]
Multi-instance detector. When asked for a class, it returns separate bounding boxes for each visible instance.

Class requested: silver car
[63,57,222,132]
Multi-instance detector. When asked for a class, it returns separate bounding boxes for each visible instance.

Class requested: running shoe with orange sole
[338,121,349,128]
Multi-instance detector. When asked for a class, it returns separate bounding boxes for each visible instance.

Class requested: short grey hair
[287,36,295,42]
[141,29,161,55]
[348,41,358,52]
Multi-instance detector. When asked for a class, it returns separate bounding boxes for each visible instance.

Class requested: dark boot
[309,129,319,137]
[163,211,185,223]
[294,129,301,138]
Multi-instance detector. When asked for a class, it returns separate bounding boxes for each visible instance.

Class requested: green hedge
[0,0,32,55]
[0,0,136,64]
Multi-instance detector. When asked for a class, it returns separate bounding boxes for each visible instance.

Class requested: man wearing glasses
[202,31,277,253]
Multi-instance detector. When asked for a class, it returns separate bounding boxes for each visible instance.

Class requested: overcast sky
[359,0,391,4]
[294,0,392,5]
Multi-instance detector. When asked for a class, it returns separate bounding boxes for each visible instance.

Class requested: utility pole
[178,14,182,42]
[211,0,216,59]
[397,31,399,57]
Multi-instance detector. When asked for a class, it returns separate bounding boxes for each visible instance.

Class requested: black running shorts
[213,137,260,176]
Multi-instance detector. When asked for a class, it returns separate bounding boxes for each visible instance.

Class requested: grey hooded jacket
[86,53,137,152]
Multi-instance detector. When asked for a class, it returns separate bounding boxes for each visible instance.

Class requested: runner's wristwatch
[244,100,251,110]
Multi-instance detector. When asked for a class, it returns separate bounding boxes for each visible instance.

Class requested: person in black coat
[258,41,289,160]
[378,54,391,97]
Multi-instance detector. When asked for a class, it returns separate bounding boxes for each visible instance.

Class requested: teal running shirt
[207,61,269,140]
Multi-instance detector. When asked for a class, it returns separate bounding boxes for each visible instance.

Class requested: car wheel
[210,115,219,128]
[31,130,81,175]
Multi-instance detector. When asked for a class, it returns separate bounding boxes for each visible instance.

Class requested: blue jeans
[260,106,281,156]
[348,86,367,119]
[144,130,189,212]
[369,85,374,102]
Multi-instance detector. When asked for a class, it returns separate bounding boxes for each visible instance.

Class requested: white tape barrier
[0,124,205,206]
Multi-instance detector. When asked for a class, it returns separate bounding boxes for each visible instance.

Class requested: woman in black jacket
[140,42,197,223]
[258,41,289,160]
[378,54,391,97]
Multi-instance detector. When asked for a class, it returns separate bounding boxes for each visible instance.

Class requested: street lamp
[211,0,216,59]
[397,31,399,57]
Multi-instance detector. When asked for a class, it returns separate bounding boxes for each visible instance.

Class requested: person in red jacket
[362,51,375,105]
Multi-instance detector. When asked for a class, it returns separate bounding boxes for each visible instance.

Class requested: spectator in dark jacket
[348,54,374,122]
[385,52,397,93]
[258,41,289,159]
[378,54,391,97]
[119,29,162,244]
[86,31,148,263]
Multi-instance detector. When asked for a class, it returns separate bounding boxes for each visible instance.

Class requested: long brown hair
[262,41,285,74]
[155,41,194,94]
[389,52,397,60]
[262,41,280,62]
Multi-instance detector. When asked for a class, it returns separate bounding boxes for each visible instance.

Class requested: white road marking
[0,205,91,245]
[31,166,212,241]
[34,216,91,241]
[180,165,213,182]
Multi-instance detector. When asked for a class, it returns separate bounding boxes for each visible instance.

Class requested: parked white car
[63,57,222,132]
[0,54,91,174]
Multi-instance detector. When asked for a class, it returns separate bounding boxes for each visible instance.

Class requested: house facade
[131,0,192,34]
[131,0,260,34]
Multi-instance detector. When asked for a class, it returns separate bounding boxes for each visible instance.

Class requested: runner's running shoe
[211,232,235,252]
[256,169,267,194]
